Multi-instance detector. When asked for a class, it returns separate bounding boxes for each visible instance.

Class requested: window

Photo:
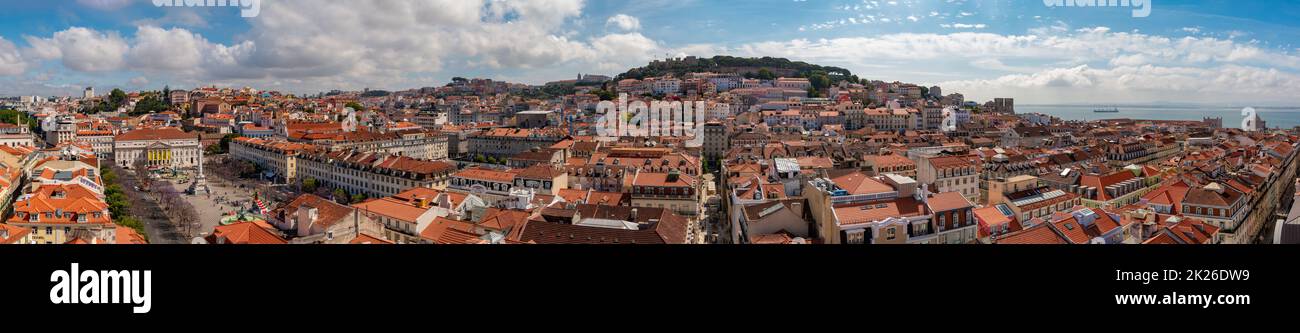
[887,228,897,240]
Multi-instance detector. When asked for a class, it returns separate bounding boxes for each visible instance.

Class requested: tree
[351,193,368,204]
[133,158,151,189]
[101,166,118,185]
[756,68,776,80]
[592,89,617,101]
[0,109,35,130]
[109,89,127,107]
[218,133,242,153]
[302,177,318,194]
[345,102,364,112]
[130,94,168,116]
[162,86,171,105]
[333,188,350,204]
[809,74,831,91]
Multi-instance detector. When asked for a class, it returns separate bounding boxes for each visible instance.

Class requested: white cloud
[12,0,670,92]
[685,28,1300,104]
[26,27,129,72]
[606,14,642,32]
[0,37,27,76]
[128,26,208,72]
[939,65,1300,104]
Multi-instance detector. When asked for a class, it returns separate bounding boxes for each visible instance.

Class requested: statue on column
[188,144,211,195]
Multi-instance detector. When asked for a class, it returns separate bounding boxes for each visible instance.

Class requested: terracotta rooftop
[206,221,286,244]
[273,194,354,229]
[453,167,518,183]
[829,172,895,195]
[114,127,195,141]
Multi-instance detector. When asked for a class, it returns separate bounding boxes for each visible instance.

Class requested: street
[113,164,188,244]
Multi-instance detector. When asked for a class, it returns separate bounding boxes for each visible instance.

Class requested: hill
[614,56,860,84]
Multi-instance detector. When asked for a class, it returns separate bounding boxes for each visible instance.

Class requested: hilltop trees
[616,55,854,82]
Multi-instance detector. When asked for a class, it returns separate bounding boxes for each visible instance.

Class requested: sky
[1,0,1299,106]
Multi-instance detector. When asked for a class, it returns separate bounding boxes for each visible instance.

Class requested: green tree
[101,166,118,185]
[345,102,364,111]
[810,74,831,91]
[302,177,318,194]
[162,86,171,105]
[0,109,35,129]
[109,88,127,107]
[219,133,242,153]
[333,188,350,204]
[756,68,776,80]
[351,193,368,204]
[130,94,168,116]
[593,89,617,101]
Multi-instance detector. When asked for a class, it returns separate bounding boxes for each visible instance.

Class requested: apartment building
[352,191,452,244]
[988,175,1083,223]
[230,137,313,183]
[325,129,449,160]
[7,184,113,244]
[448,167,519,205]
[467,128,567,159]
[296,150,457,199]
[919,155,980,202]
[630,170,699,217]
[1181,182,1247,244]
[807,172,977,245]
[269,194,382,244]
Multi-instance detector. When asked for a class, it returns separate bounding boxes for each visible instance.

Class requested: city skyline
[1,0,1299,105]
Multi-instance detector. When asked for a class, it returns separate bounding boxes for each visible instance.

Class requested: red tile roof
[453,167,517,183]
[829,172,894,195]
[926,192,973,212]
[0,224,31,244]
[419,217,483,244]
[273,194,354,229]
[997,224,1070,244]
[206,221,286,244]
[114,127,194,141]
[833,198,925,226]
[350,233,394,244]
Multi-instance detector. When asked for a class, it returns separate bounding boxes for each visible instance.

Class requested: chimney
[630,208,639,221]
[296,205,319,237]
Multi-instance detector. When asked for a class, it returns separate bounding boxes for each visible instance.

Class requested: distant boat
[1094,107,1120,113]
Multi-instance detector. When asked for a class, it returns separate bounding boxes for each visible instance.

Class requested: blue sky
[1,0,1299,105]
